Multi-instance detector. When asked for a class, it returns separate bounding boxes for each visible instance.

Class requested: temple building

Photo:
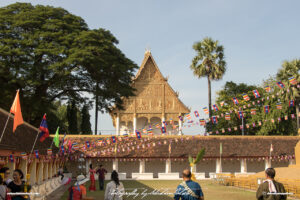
[110,51,190,135]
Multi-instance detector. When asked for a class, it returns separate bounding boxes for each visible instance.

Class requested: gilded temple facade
[110,51,190,135]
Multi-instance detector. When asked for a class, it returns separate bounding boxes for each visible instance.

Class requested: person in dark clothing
[256,168,287,200]
[7,169,31,200]
[96,165,107,190]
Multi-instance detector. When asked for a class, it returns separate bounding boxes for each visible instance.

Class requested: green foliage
[80,104,92,135]
[67,100,78,134]
[0,3,137,127]
[194,148,205,164]
[190,37,226,80]
[212,77,297,135]
[188,148,205,165]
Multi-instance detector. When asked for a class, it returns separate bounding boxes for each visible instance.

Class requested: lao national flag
[86,141,90,148]
[264,105,270,114]
[135,130,142,139]
[34,150,39,159]
[111,136,117,143]
[289,100,295,107]
[276,81,285,88]
[39,114,49,142]
[212,104,219,112]
[212,116,218,124]
[9,155,14,163]
[161,126,167,134]
[162,121,168,126]
[60,145,65,153]
[238,111,244,119]
[232,97,239,105]
[194,111,200,118]
[252,90,260,98]
[178,116,183,121]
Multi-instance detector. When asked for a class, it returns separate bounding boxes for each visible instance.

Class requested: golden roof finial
[145,46,151,54]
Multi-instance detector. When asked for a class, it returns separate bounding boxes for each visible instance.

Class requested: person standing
[96,165,107,191]
[0,174,10,200]
[68,175,88,200]
[174,169,204,200]
[7,169,31,200]
[104,171,124,200]
[88,164,96,192]
[0,167,12,186]
[256,168,287,200]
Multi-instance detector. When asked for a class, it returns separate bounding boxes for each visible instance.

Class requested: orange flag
[10,90,24,132]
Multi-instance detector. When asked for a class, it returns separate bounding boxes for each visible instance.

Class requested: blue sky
[1,0,300,135]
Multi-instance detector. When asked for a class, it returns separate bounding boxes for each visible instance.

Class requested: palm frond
[193,148,205,164]
[188,155,193,164]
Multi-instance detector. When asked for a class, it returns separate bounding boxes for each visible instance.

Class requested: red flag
[10,90,24,132]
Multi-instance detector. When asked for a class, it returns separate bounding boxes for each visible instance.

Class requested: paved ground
[46,180,75,200]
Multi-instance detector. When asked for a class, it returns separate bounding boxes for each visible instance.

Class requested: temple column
[86,159,91,175]
[139,160,145,173]
[165,159,171,173]
[113,159,118,172]
[19,159,27,179]
[116,113,120,136]
[216,158,222,173]
[240,158,247,173]
[38,161,44,184]
[133,114,137,132]
[29,159,37,185]
[265,158,271,169]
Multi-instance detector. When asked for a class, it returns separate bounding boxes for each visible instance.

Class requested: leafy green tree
[67,100,78,134]
[80,105,92,135]
[190,37,226,131]
[0,3,137,127]
[276,59,300,131]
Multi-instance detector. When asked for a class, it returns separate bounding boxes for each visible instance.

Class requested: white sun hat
[74,175,89,186]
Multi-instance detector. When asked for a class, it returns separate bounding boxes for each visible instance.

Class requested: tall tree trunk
[94,82,99,135]
[207,76,212,133]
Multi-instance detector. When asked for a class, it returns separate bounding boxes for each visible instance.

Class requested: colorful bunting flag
[289,100,295,107]
[289,77,297,85]
[203,107,209,114]
[194,111,200,118]
[242,94,250,101]
[264,105,270,114]
[252,90,260,98]
[238,111,244,119]
[199,119,205,126]
[264,86,271,92]
[47,148,52,155]
[212,104,219,112]
[161,126,167,134]
[212,116,218,124]
[178,116,183,121]
[225,113,231,120]
[135,130,142,139]
[220,101,225,107]
[21,152,27,160]
[232,97,239,105]
[251,109,257,115]
[276,103,282,110]
[34,150,39,159]
[186,114,191,120]
[276,81,285,88]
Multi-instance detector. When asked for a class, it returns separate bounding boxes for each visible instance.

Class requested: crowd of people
[0,164,287,200]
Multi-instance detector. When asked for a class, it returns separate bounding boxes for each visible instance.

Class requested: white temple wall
[119,161,139,178]
[145,160,165,178]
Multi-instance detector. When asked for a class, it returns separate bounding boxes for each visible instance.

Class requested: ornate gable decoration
[112,51,190,115]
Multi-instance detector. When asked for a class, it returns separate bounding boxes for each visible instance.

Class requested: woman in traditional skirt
[88,164,97,191]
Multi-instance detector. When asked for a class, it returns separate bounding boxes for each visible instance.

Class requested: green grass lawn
[61,180,256,200]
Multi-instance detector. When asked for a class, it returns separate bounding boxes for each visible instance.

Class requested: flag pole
[30,130,40,155]
[0,113,11,143]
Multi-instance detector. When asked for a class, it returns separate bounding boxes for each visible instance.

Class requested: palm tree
[276,59,300,131]
[190,37,226,130]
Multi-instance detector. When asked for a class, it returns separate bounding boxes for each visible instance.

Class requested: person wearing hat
[68,175,89,200]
